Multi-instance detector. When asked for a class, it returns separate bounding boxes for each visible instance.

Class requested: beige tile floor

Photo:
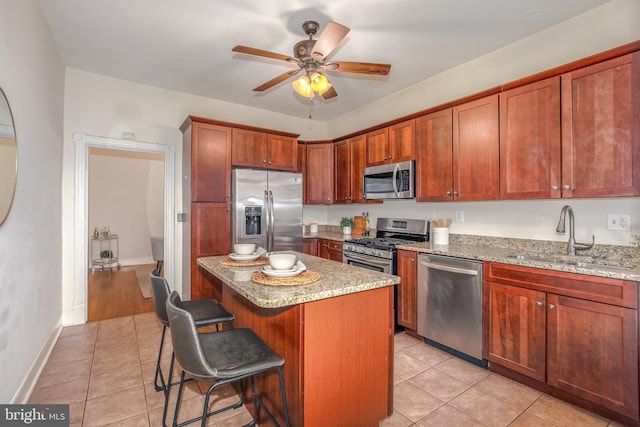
[30,313,628,426]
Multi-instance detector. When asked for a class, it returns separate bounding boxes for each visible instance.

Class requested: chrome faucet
[556,205,594,255]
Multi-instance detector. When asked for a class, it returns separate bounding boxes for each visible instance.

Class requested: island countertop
[197,252,400,309]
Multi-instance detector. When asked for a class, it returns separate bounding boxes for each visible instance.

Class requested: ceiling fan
[232,20,391,100]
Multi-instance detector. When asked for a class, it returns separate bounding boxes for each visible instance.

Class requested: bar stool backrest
[166,291,218,379]
[149,268,171,325]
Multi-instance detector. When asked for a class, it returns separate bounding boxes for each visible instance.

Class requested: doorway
[73,133,176,324]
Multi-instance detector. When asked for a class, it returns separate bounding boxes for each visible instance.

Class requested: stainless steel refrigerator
[231,168,303,252]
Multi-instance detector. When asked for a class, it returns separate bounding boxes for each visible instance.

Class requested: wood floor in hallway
[87,265,155,322]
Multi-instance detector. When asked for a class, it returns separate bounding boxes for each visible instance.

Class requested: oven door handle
[344,251,392,267]
[420,261,479,276]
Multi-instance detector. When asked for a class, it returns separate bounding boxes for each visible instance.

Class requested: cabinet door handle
[562,184,571,190]
[263,159,267,163]
[268,161,272,165]
[551,185,558,191]
[453,191,458,196]
[536,301,543,307]
[446,191,452,195]
[548,304,555,310]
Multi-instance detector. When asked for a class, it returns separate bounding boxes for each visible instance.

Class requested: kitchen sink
[503,253,632,272]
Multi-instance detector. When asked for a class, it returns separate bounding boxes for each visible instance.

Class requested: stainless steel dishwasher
[417,253,485,365]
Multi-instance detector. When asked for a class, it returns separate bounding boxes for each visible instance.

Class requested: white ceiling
[38,0,611,122]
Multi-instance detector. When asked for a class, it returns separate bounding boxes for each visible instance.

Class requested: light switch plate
[606,214,630,231]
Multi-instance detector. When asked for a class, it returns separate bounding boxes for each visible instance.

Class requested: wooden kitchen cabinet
[190,203,230,300]
[415,109,454,202]
[305,142,334,205]
[232,128,298,171]
[303,238,318,256]
[334,134,367,204]
[319,239,343,262]
[560,52,640,198]
[500,77,561,200]
[416,95,499,201]
[181,117,232,300]
[396,249,417,331]
[453,95,500,201]
[366,120,415,167]
[484,262,639,423]
[184,121,231,203]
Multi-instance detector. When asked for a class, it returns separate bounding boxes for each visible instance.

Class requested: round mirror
[0,87,18,226]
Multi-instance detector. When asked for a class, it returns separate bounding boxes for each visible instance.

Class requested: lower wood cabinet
[189,202,230,300]
[303,238,318,256]
[396,250,417,331]
[484,263,639,423]
[318,239,343,262]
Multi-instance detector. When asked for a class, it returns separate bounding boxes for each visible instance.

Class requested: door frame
[73,132,175,324]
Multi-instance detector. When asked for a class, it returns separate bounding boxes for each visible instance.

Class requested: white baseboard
[11,320,62,404]
[119,257,155,266]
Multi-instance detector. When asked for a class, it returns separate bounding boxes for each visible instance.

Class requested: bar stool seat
[167,291,290,427]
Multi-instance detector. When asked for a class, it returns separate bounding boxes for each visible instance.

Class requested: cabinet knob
[446,191,452,195]
[268,161,272,165]
[536,301,543,307]
[548,304,556,310]
[263,159,267,163]
[410,258,415,262]
[453,191,458,196]
[562,184,571,190]
[551,185,558,191]
[388,156,392,160]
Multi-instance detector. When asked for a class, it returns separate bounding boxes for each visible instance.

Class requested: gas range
[343,218,430,269]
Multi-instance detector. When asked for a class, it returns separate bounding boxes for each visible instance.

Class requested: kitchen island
[197,252,400,427]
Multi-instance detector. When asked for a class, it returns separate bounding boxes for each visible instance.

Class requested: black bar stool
[149,269,234,426]
[166,291,290,427]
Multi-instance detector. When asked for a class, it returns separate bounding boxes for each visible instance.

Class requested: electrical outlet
[455,211,464,223]
[607,214,631,231]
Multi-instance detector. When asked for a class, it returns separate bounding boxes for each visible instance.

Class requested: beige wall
[0,0,65,403]
[88,151,164,265]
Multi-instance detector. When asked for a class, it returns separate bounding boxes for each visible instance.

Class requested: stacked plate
[261,260,307,278]
[228,247,267,262]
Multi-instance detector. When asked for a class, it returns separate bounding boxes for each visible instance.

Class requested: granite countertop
[197,252,400,309]
[397,234,640,281]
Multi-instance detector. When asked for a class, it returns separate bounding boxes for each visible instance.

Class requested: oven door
[343,251,392,274]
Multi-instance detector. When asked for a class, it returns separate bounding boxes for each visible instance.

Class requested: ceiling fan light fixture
[310,72,332,95]
[292,75,312,97]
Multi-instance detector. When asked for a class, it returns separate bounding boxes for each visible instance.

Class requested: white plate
[261,260,307,277]
[229,252,261,262]
[261,266,303,278]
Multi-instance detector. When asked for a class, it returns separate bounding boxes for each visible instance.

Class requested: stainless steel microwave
[363,160,415,199]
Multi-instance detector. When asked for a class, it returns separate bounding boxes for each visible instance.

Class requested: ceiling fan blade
[253,69,301,92]
[232,45,297,63]
[327,61,391,75]
[321,86,337,100]
[312,21,350,59]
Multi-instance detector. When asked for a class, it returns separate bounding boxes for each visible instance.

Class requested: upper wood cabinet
[184,121,231,203]
[453,95,500,201]
[416,109,454,202]
[416,95,499,202]
[231,128,298,171]
[366,119,415,166]
[305,142,334,205]
[560,52,640,198]
[500,77,561,200]
[334,134,367,204]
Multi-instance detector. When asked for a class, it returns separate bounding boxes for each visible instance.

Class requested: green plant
[100,250,113,259]
[340,217,355,227]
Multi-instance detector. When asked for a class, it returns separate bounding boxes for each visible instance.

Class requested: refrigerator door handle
[264,190,271,252]
[268,190,275,252]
